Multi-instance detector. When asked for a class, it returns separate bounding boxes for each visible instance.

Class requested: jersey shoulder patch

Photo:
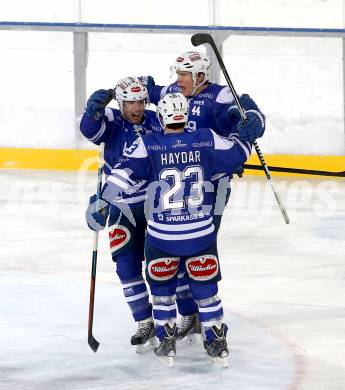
[215,86,235,104]
[124,136,148,158]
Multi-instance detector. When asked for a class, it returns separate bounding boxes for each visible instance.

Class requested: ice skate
[131,318,157,354]
[154,323,176,367]
[205,323,229,368]
[176,313,201,343]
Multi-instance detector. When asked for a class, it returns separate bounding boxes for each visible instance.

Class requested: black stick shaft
[88,142,105,352]
[244,164,345,177]
[191,33,290,223]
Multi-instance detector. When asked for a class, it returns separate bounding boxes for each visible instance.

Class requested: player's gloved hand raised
[85,194,110,231]
[85,89,114,119]
[237,111,265,143]
[138,76,155,89]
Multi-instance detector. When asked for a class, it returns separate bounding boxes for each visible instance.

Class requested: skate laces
[135,320,153,336]
[178,315,193,331]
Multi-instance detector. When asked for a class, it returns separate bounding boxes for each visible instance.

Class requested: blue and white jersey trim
[148,217,213,232]
[211,129,251,160]
[147,223,215,241]
[211,129,235,150]
[104,107,114,122]
[153,304,176,311]
[88,120,106,142]
[125,291,148,303]
[108,168,148,204]
[230,135,251,159]
[198,302,223,313]
[108,169,133,191]
[112,193,147,204]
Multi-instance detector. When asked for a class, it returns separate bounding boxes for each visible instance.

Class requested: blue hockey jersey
[80,107,162,206]
[103,129,251,256]
[147,81,264,137]
[147,81,264,182]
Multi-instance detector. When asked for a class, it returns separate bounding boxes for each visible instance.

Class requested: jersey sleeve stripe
[230,136,252,159]
[107,174,131,191]
[110,168,137,185]
[105,107,114,122]
[210,129,235,150]
[88,120,106,142]
[113,193,147,204]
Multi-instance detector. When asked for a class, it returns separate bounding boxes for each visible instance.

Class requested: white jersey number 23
[159,166,204,210]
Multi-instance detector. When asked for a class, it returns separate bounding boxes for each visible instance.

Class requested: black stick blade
[88,334,100,352]
[191,33,212,47]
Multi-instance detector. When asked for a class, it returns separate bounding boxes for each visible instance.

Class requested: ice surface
[1,2,345,388]
[1,170,344,389]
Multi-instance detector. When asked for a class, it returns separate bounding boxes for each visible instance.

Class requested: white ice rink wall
[0,0,344,170]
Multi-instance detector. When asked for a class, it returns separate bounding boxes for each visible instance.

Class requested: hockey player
[80,77,162,351]
[87,92,264,367]
[144,51,264,140]
[141,51,265,339]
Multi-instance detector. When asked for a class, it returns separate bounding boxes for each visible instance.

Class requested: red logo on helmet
[131,86,141,93]
[186,255,219,281]
[148,258,179,281]
[190,52,201,61]
[109,225,130,252]
[173,114,184,121]
[176,56,184,62]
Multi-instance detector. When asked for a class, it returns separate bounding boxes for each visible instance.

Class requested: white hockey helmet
[170,51,210,82]
[115,77,148,114]
[157,93,189,128]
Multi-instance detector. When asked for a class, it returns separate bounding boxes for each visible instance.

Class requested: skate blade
[135,337,158,354]
[158,355,175,368]
[211,355,229,368]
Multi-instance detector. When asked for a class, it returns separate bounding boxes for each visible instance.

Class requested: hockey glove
[85,194,110,231]
[138,75,155,89]
[227,94,258,121]
[235,164,244,178]
[237,111,265,143]
[85,89,114,119]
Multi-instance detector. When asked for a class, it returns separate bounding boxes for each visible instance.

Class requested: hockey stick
[244,164,345,177]
[88,142,105,352]
[191,33,290,224]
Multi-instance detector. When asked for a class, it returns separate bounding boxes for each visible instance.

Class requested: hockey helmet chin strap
[191,72,208,96]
